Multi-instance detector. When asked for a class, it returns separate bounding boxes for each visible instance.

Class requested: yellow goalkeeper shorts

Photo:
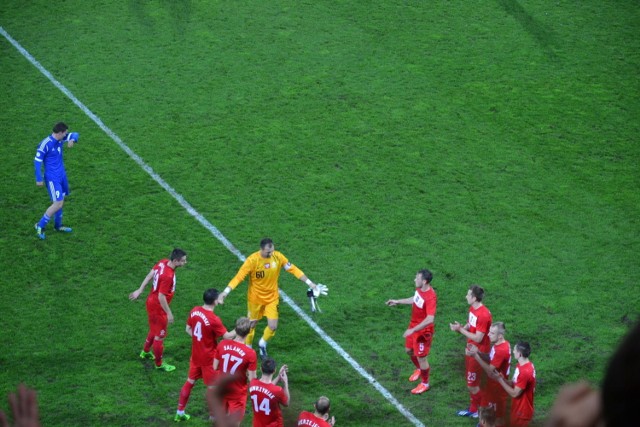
[247,299,279,321]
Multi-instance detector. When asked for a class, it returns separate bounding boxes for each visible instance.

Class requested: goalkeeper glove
[312,283,329,297]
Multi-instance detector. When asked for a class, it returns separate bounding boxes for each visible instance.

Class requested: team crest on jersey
[264,263,271,269]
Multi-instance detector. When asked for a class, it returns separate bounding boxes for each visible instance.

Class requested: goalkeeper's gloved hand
[313,283,329,297]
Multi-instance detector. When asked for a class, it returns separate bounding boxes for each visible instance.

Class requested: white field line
[1,26,425,427]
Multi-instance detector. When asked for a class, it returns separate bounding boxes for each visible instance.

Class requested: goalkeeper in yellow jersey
[217,238,328,359]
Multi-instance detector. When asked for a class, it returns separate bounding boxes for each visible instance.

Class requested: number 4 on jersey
[193,321,203,341]
[251,395,271,415]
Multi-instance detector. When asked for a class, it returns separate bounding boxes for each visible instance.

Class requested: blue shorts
[45,175,69,202]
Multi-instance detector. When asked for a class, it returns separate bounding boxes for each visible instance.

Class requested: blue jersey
[34,133,75,182]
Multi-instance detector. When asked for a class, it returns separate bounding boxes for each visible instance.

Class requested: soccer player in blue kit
[33,122,79,240]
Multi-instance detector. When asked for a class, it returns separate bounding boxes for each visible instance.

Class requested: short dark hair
[515,341,531,358]
[469,285,485,302]
[315,396,331,415]
[261,357,276,375]
[260,238,274,249]
[235,317,252,338]
[170,248,187,261]
[203,288,219,305]
[417,269,433,283]
[53,122,68,133]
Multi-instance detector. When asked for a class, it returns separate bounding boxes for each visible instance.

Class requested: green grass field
[1,1,638,426]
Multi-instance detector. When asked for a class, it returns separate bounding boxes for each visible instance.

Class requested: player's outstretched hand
[313,284,329,297]
[386,299,398,306]
[129,290,141,301]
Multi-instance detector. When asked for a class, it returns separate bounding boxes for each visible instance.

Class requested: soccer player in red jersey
[174,288,236,422]
[214,317,258,426]
[467,322,511,426]
[129,248,188,372]
[450,285,493,417]
[386,269,437,394]
[297,396,335,427]
[493,341,536,427]
[249,358,289,427]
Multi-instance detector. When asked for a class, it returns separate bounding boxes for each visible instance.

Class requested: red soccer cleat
[411,383,430,395]
[409,369,421,382]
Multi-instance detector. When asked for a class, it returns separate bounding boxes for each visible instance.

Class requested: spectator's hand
[544,382,602,427]
[0,384,41,427]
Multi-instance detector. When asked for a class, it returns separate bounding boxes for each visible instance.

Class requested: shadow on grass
[497,0,559,61]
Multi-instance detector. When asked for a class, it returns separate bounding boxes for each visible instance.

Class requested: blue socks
[54,209,63,229]
[38,214,51,229]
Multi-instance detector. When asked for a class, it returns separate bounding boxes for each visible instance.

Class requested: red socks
[152,339,164,366]
[420,368,430,384]
[177,381,195,411]
[469,391,481,413]
[143,332,154,353]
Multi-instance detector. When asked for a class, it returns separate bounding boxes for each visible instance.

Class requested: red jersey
[467,304,492,352]
[490,340,511,380]
[187,306,228,366]
[249,378,288,427]
[215,339,257,399]
[409,287,437,333]
[297,411,332,427]
[146,259,177,313]
[511,361,536,421]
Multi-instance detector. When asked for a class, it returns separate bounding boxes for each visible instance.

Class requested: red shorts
[510,416,531,427]
[224,393,248,422]
[481,381,507,418]
[405,330,433,358]
[188,362,217,386]
[147,310,168,339]
[465,355,484,387]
